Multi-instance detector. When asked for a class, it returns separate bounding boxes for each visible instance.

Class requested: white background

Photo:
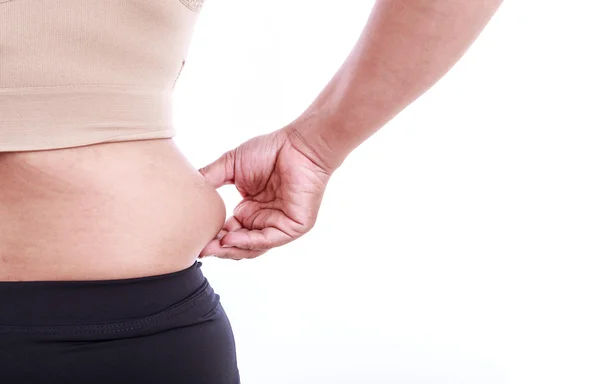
[172,1,600,383]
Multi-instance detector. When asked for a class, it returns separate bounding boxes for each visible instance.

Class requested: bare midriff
[0,138,226,281]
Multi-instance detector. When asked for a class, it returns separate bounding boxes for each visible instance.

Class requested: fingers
[222,215,244,232]
[227,203,299,248]
[221,226,292,250]
[198,216,256,260]
[198,238,266,260]
[198,215,294,260]
[233,200,305,237]
[198,150,235,189]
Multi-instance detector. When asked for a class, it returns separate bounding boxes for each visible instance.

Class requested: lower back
[0,138,226,281]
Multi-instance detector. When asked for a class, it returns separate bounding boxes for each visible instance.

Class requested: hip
[0,260,240,384]
[0,138,226,281]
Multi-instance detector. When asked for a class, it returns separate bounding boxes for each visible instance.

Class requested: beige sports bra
[0,0,203,152]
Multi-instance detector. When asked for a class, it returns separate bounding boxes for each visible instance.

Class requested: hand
[198,127,334,260]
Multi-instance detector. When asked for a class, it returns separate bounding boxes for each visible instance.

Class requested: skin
[198,0,504,260]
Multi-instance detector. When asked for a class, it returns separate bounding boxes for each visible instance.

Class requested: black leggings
[0,261,240,383]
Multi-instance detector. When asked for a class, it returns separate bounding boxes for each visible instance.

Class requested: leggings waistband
[0,260,205,326]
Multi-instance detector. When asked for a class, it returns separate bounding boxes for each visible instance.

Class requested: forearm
[286,0,503,171]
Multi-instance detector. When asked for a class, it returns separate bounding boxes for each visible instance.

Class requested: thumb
[198,150,235,189]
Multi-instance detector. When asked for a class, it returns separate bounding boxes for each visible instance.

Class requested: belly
[0,138,226,281]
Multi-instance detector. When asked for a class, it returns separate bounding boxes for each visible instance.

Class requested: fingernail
[216,230,227,240]
[221,244,233,248]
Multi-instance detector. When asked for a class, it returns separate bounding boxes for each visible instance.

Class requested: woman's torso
[0,139,226,281]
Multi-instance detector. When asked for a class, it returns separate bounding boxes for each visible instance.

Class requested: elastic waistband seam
[0,261,199,288]
[0,280,211,334]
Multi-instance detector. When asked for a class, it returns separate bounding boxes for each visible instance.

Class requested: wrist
[282,112,348,174]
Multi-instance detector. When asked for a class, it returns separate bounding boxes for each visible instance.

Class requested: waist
[0,260,208,327]
[0,138,226,281]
